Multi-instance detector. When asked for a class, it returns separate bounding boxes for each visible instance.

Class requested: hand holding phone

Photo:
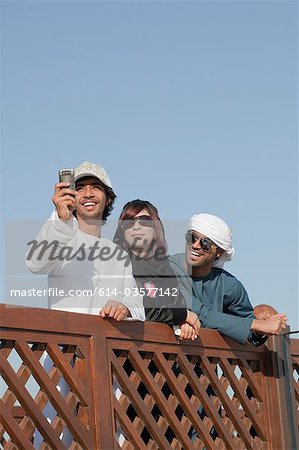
[52,169,76,221]
[59,169,75,190]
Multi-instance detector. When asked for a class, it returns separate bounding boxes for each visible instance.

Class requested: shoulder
[212,267,244,289]
[169,253,185,266]
[169,253,186,273]
[214,269,252,310]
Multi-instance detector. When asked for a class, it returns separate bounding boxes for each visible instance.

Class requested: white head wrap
[188,213,235,268]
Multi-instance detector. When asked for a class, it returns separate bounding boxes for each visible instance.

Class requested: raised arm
[26,182,77,274]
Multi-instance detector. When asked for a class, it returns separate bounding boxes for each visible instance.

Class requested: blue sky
[1,1,298,329]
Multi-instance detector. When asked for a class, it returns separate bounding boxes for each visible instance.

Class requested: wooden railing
[290,338,299,447]
[0,303,298,450]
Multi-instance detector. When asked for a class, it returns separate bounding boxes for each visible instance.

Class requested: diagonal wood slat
[153,351,221,449]
[113,396,148,450]
[128,349,201,449]
[0,343,45,414]
[46,343,88,406]
[0,398,34,450]
[0,340,14,359]
[14,340,91,449]
[4,441,18,450]
[68,442,83,450]
[110,350,172,449]
[11,350,86,449]
[0,363,32,437]
[219,357,266,438]
[0,356,65,449]
[50,390,79,440]
[18,360,67,442]
[194,355,255,448]
[176,352,245,449]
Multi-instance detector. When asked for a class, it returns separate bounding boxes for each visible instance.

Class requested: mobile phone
[59,169,75,191]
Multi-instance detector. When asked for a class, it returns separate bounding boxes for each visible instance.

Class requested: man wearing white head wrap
[170,213,287,345]
[188,213,234,268]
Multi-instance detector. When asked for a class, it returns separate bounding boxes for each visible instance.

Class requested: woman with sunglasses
[113,199,200,339]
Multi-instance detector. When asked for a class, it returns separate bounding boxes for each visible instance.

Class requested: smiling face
[123,208,156,257]
[185,230,224,277]
[75,176,108,221]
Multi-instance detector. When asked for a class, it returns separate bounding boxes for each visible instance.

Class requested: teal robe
[170,253,254,344]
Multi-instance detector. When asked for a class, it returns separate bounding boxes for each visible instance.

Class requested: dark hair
[114,199,167,257]
[102,186,116,221]
[73,177,116,222]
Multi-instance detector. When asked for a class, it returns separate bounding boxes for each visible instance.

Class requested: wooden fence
[0,303,298,450]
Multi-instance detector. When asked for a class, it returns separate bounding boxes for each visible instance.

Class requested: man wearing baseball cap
[170,213,287,345]
[27,161,146,447]
[26,161,145,322]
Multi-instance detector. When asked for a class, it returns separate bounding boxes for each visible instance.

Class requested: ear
[215,248,224,260]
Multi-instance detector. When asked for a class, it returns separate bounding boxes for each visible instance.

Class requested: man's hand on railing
[179,323,198,341]
[184,310,201,335]
[99,300,130,321]
[251,314,288,336]
[177,311,201,341]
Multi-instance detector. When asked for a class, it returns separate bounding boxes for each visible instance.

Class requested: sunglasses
[185,230,217,252]
[120,215,154,231]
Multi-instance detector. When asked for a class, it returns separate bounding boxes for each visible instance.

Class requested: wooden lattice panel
[0,333,92,449]
[1,306,294,449]
[110,344,266,450]
[292,355,299,431]
[290,337,299,441]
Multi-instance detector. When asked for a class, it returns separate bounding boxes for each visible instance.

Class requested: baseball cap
[74,161,113,189]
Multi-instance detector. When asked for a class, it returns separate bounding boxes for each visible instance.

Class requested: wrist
[251,319,263,333]
[250,331,268,347]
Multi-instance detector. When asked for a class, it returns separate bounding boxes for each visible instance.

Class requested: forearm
[200,307,253,344]
[145,288,188,325]
[26,211,76,274]
[119,272,145,321]
[145,306,187,325]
